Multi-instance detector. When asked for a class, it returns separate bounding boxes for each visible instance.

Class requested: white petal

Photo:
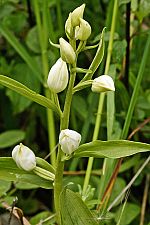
[47,58,69,93]
[59,129,81,155]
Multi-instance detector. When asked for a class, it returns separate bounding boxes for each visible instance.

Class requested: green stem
[82,0,118,195]
[61,64,76,129]
[54,60,77,224]
[97,0,119,203]
[33,0,56,167]
[82,93,105,194]
[54,146,64,225]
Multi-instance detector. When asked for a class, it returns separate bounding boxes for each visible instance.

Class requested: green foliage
[109,177,126,206]
[0,179,11,196]
[115,203,140,225]
[74,140,150,158]
[136,0,150,22]
[26,26,41,53]
[0,130,25,148]
[0,157,53,189]
[60,188,98,225]
[36,157,55,174]
[2,11,27,33]
[0,75,61,116]
[119,0,131,5]
[0,24,43,83]
[112,40,127,64]
[30,211,54,225]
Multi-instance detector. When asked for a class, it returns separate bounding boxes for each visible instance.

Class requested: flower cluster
[11,4,116,180]
[47,4,92,94]
[47,4,115,95]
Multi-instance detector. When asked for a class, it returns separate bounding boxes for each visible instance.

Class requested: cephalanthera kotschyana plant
[0,3,150,225]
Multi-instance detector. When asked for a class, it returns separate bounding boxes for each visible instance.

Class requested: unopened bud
[65,13,73,38]
[71,4,85,27]
[91,75,115,93]
[59,38,76,64]
[12,143,36,171]
[33,167,55,181]
[47,58,68,93]
[59,129,81,155]
[75,18,91,41]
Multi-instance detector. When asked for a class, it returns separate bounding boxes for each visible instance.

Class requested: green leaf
[0,130,25,148]
[131,0,138,11]
[0,157,53,189]
[0,24,43,83]
[0,75,61,116]
[0,179,11,196]
[60,188,98,225]
[119,0,131,6]
[81,27,105,82]
[115,203,140,225]
[36,157,55,174]
[26,26,41,53]
[0,3,15,19]
[137,0,150,22]
[112,40,127,64]
[15,182,39,190]
[109,178,126,206]
[30,211,54,225]
[2,12,27,33]
[74,140,150,159]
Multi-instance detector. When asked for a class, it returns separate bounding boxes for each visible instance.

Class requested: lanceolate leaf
[0,75,61,116]
[60,188,98,225]
[0,157,53,189]
[74,140,150,159]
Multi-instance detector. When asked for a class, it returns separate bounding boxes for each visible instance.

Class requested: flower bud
[12,143,36,171]
[71,4,85,27]
[59,129,81,155]
[47,58,68,93]
[91,75,115,93]
[75,18,91,41]
[59,38,76,64]
[65,13,73,38]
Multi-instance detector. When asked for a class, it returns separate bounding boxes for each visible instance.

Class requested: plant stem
[82,93,105,194]
[54,146,64,225]
[54,60,77,224]
[82,0,118,196]
[124,2,131,89]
